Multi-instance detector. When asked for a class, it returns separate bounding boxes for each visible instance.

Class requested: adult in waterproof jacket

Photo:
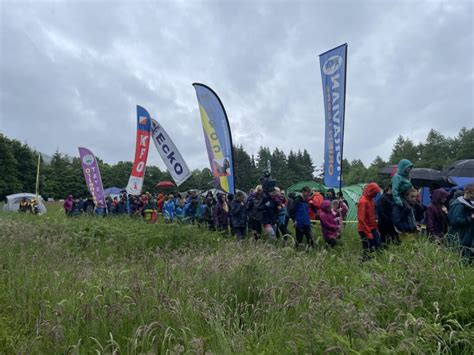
[391,159,414,206]
[288,186,314,248]
[202,196,216,231]
[393,188,418,234]
[308,189,324,220]
[357,183,382,257]
[230,191,247,241]
[376,184,399,244]
[63,195,73,216]
[425,189,449,242]
[214,193,229,233]
[448,184,474,261]
[246,186,264,239]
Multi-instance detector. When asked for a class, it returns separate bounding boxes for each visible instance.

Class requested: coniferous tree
[9,139,37,193]
[418,129,452,170]
[233,145,254,192]
[287,150,300,185]
[389,136,420,165]
[453,127,474,160]
[344,159,368,185]
[366,156,389,186]
[270,148,290,189]
[256,147,272,172]
[300,149,315,180]
[0,135,22,199]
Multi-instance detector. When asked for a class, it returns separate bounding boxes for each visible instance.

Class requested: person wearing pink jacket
[319,200,342,247]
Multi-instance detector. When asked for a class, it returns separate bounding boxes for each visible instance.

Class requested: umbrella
[441,160,474,186]
[409,168,450,188]
[155,180,175,188]
[379,165,397,177]
[104,187,126,195]
[201,188,248,198]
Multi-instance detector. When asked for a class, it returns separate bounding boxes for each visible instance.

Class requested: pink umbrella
[155,180,175,188]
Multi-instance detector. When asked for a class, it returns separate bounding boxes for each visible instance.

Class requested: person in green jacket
[391,159,414,206]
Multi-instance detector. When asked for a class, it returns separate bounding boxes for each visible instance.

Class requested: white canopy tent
[3,193,47,214]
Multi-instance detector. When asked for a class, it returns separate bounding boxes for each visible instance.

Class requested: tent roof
[4,193,47,214]
[286,181,327,194]
[6,193,43,201]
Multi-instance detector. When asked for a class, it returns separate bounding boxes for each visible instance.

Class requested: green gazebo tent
[286,182,365,222]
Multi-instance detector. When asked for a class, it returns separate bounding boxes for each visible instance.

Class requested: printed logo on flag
[323,55,343,75]
[213,157,231,177]
[139,116,148,125]
[82,154,95,165]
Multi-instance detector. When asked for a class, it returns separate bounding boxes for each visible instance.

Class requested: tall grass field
[1,204,473,353]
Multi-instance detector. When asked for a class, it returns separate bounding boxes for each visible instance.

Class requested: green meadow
[1,204,473,354]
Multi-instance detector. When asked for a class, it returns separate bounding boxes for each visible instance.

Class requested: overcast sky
[1,0,473,171]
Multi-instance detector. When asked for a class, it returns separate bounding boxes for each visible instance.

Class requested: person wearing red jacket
[157,193,164,212]
[358,182,382,259]
[308,189,324,220]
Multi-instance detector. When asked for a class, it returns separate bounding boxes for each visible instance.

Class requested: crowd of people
[358,159,474,261]
[62,185,349,248]
[61,158,474,262]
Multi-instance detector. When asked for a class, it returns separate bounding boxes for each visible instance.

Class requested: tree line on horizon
[0,127,472,200]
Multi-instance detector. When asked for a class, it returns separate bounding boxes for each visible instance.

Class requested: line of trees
[342,127,473,187]
[1,127,472,200]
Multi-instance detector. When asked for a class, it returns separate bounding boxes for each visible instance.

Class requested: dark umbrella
[441,160,474,185]
[379,165,397,177]
[409,168,450,188]
[155,180,175,188]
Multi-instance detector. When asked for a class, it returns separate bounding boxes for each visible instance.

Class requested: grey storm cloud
[1,0,472,171]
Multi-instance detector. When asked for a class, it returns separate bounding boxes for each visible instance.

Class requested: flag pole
[35,153,41,201]
[339,44,348,195]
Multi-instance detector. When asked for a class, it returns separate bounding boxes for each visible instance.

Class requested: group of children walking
[62,158,473,260]
[357,159,474,261]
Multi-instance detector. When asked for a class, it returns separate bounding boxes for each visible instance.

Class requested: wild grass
[0,205,473,354]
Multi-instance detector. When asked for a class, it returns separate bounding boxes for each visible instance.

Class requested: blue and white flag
[151,118,191,186]
[320,44,347,188]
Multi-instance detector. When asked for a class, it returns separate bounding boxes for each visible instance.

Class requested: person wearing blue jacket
[288,186,314,248]
[448,184,474,261]
[175,199,186,223]
[163,194,176,223]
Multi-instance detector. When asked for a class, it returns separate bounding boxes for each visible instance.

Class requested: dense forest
[0,127,472,200]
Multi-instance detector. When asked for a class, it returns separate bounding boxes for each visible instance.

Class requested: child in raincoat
[163,195,176,223]
[391,159,414,206]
